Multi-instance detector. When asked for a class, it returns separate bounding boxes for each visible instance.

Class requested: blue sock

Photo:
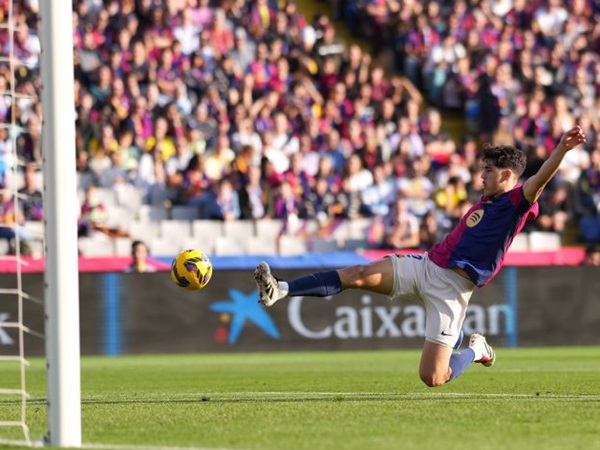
[287,271,343,297]
[453,330,464,350]
[449,348,475,381]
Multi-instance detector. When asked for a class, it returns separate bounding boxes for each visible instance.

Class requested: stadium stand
[0,0,599,259]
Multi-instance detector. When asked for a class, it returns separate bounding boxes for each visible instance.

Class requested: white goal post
[39,0,82,447]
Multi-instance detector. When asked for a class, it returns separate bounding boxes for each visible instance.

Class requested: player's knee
[419,371,447,388]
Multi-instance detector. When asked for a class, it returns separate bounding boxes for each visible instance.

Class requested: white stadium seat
[528,231,561,251]
[278,235,307,256]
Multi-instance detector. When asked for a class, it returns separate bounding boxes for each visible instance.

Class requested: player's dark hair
[482,144,527,176]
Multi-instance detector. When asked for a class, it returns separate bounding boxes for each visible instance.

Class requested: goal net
[1,0,81,446]
[0,0,44,444]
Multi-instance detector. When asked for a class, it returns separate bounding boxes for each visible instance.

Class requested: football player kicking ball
[254,126,586,387]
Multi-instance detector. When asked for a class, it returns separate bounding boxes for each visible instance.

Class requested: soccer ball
[170,249,213,290]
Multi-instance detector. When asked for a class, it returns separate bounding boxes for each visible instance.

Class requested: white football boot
[469,333,496,367]
[253,261,284,307]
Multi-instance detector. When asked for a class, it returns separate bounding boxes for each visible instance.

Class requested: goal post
[39,0,82,447]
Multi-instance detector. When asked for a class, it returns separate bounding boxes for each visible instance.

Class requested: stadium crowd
[0,0,599,255]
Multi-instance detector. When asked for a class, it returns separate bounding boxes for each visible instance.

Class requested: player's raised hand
[559,126,586,151]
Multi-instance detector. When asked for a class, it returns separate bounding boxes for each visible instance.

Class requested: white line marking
[81,444,243,450]
[72,391,600,401]
[0,439,243,450]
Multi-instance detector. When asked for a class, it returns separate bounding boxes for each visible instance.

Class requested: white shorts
[387,252,475,347]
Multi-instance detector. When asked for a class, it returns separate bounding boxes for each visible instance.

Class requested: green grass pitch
[1,347,599,450]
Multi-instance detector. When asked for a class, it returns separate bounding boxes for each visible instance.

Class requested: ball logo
[466,209,484,227]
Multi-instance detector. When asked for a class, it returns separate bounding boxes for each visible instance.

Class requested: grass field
[1,347,600,450]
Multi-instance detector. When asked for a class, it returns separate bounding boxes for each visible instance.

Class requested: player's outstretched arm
[522,126,586,203]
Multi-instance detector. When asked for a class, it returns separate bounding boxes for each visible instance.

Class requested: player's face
[481,161,510,197]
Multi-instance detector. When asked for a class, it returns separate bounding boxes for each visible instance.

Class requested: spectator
[0,189,32,255]
[396,156,435,219]
[0,126,14,188]
[419,210,444,249]
[582,245,600,266]
[344,154,372,193]
[360,164,395,217]
[238,164,273,220]
[18,163,43,221]
[536,183,570,234]
[124,240,156,273]
[331,174,362,220]
[205,177,240,221]
[173,8,201,56]
[273,180,304,222]
[229,27,256,73]
[304,176,337,225]
[204,132,235,182]
[382,198,420,250]
[78,184,107,238]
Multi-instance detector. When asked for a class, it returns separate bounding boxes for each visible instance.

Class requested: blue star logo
[210,289,280,344]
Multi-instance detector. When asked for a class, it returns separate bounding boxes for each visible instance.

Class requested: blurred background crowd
[0,0,599,258]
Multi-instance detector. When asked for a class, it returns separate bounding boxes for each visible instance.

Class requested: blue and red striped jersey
[429,185,539,287]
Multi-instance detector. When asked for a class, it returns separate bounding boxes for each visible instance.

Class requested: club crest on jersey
[466,209,484,227]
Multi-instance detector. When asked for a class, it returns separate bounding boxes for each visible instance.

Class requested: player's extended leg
[254,258,395,306]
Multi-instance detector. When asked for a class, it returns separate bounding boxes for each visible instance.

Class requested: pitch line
[0,438,243,450]
[203,392,600,400]
[77,391,600,400]
[81,444,243,450]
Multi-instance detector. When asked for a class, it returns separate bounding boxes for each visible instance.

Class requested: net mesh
[0,0,44,444]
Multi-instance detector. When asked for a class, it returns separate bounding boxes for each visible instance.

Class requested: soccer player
[254,126,586,387]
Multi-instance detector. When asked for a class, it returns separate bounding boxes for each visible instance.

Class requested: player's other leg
[253,258,395,306]
[419,334,496,387]
[419,341,454,387]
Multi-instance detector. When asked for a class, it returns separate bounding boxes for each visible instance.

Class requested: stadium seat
[116,185,145,218]
[192,220,223,253]
[278,235,307,256]
[255,219,285,238]
[171,205,201,221]
[76,172,94,191]
[346,218,375,239]
[128,221,159,244]
[138,205,169,223]
[181,236,214,254]
[246,236,278,255]
[0,239,10,255]
[113,237,134,257]
[192,220,224,239]
[310,237,339,253]
[283,219,319,237]
[27,239,44,258]
[508,233,529,252]
[160,220,192,241]
[150,236,179,257]
[95,187,118,207]
[214,235,247,256]
[22,221,44,239]
[223,220,255,238]
[78,235,115,257]
[103,205,135,230]
[328,219,352,241]
[528,231,562,251]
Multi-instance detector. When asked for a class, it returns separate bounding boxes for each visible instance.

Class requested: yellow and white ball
[170,249,213,290]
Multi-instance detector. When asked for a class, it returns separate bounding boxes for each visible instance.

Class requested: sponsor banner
[0,267,598,356]
[516,267,600,347]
